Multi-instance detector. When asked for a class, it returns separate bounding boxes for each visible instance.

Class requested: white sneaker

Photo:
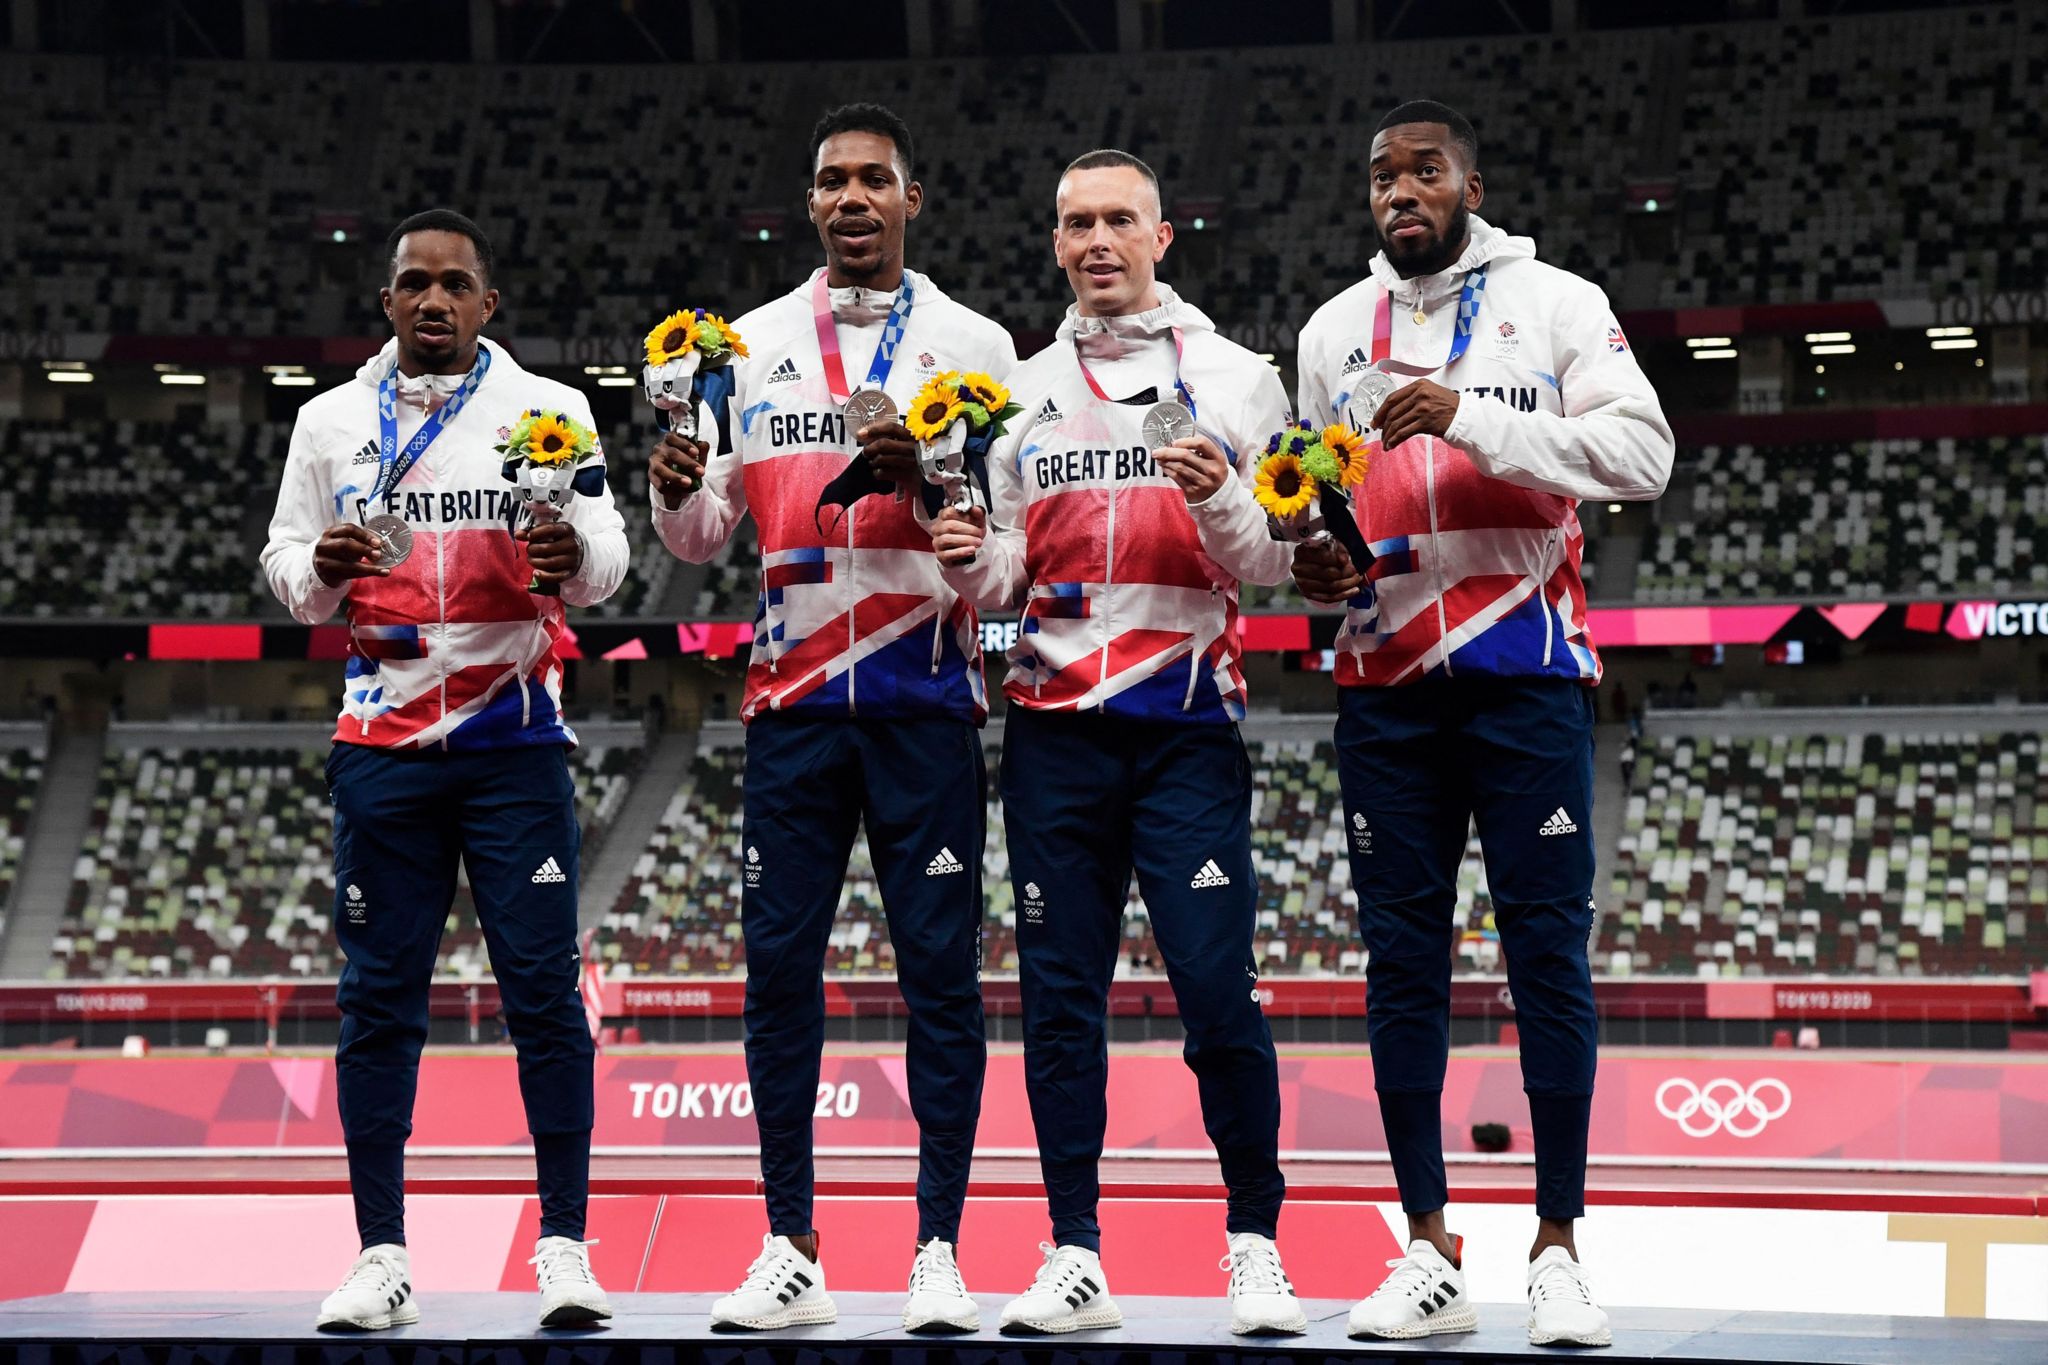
[1221,1232,1307,1335]
[902,1238,979,1333]
[315,1243,418,1332]
[710,1234,837,1330]
[1527,1245,1612,1346]
[530,1236,613,1327]
[1347,1237,1475,1340]
[998,1243,1122,1335]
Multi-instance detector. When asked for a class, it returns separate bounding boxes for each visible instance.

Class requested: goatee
[1378,202,1472,278]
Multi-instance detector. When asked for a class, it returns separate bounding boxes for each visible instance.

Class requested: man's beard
[1378,201,1472,278]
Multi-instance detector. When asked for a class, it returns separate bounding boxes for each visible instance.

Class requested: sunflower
[642,311,698,368]
[524,413,584,465]
[1322,424,1371,486]
[958,371,1008,414]
[906,376,966,442]
[1254,453,1317,518]
[694,311,749,361]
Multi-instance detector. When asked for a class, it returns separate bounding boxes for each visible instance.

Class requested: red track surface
[8,1152,2045,1216]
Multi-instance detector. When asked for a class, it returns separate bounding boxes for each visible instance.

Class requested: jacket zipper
[1411,281,1453,678]
[435,467,451,747]
[1426,442,1451,676]
[1540,526,1559,668]
[1098,481,1117,707]
[846,501,858,715]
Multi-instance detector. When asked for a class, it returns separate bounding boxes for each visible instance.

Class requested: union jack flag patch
[1607,325,1629,353]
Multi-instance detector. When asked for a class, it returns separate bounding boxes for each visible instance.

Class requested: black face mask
[1379,200,1471,278]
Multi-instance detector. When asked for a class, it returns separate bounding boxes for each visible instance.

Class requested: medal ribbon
[368,346,492,514]
[810,273,916,406]
[1370,265,1488,369]
[1074,325,1197,423]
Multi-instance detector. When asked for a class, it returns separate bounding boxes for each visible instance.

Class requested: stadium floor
[5,1291,2044,1365]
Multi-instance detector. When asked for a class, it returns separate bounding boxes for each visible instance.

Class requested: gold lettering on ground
[1886,1213,2048,1317]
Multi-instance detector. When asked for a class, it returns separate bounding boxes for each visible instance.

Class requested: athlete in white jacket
[264,211,625,1333]
[1297,101,1673,1351]
[933,149,1305,1340]
[644,104,1012,1336]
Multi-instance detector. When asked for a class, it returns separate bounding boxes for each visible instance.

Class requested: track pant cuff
[1528,1092,1592,1220]
[1377,1089,1449,1215]
[346,1139,407,1250]
[534,1129,592,1241]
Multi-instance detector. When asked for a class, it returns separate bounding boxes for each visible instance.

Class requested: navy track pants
[328,740,593,1248]
[1334,678,1599,1221]
[739,715,988,1243]
[1000,707,1284,1252]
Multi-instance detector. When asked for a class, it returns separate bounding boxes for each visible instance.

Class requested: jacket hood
[1056,283,1217,362]
[353,337,512,412]
[1368,216,1535,304]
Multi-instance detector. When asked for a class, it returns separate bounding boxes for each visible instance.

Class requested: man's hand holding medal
[846,387,920,489]
[314,523,396,586]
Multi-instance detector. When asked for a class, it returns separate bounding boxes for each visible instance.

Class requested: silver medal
[1142,400,1197,450]
[1354,370,1396,427]
[365,513,413,569]
[843,389,898,433]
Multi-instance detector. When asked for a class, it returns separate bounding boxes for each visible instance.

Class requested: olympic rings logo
[1654,1077,1792,1139]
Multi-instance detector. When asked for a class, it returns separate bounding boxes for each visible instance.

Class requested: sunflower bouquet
[1254,421,1370,544]
[496,408,604,594]
[905,370,1021,446]
[905,370,1021,515]
[641,308,748,439]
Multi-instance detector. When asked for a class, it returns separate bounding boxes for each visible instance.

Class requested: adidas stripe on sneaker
[711,1235,837,1331]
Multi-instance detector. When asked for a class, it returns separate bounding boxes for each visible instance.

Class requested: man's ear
[904,179,924,222]
[380,286,393,322]
[1153,219,1175,263]
[481,289,499,326]
[1466,170,1484,212]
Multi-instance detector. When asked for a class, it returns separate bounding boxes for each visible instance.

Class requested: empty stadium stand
[1606,725,2045,978]
[9,6,2039,339]
[1663,5,2046,306]
[47,736,640,980]
[1640,434,2048,602]
[26,710,2048,983]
